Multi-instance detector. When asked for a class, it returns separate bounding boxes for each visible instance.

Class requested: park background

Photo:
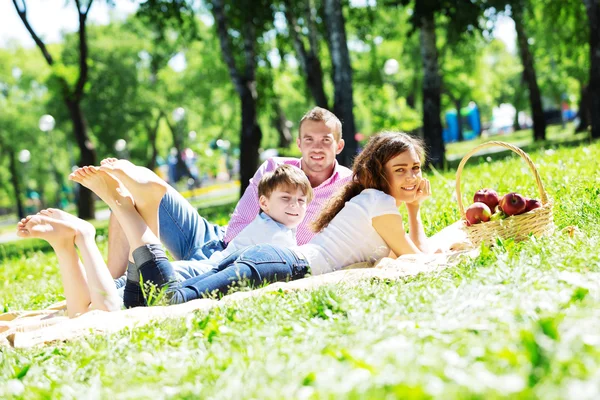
[1,0,600,398]
[0,0,597,223]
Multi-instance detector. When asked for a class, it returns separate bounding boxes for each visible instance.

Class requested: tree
[418,8,445,164]
[281,0,329,109]
[387,0,485,167]
[584,0,600,138]
[210,0,273,196]
[526,0,589,131]
[323,0,358,167]
[13,0,97,219]
[133,0,200,174]
[0,49,48,218]
[511,2,546,140]
[346,3,422,136]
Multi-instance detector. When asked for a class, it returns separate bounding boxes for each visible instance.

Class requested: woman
[73,131,432,306]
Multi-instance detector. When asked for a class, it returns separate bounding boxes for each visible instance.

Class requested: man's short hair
[258,164,314,203]
[298,107,342,142]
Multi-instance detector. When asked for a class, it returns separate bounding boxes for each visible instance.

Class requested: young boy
[16,164,312,315]
[207,164,313,263]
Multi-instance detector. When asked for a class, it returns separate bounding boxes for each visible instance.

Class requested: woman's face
[384,148,422,204]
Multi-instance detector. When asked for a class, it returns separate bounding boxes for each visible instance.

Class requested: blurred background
[0,0,597,227]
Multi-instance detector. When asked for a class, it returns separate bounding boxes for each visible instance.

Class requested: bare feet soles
[69,166,135,210]
[99,158,167,207]
[16,215,77,248]
[39,208,96,246]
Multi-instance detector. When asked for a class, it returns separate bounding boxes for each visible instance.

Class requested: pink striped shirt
[224,157,352,245]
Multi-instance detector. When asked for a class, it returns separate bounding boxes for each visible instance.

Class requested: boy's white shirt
[208,212,297,263]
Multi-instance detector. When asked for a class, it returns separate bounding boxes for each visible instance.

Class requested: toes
[69,173,81,183]
[83,166,99,175]
[100,158,117,166]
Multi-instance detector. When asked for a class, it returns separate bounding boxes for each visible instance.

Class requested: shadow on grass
[444,134,595,171]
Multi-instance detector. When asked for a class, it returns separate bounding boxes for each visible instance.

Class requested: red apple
[465,202,492,225]
[499,192,527,216]
[524,198,542,213]
[473,188,500,212]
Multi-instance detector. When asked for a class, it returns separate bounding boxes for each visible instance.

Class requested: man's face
[297,120,345,176]
[259,187,308,228]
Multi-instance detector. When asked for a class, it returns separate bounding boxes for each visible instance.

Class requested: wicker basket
[456,141,555,246]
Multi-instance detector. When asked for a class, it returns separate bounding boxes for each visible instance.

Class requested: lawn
[1,137,600,399]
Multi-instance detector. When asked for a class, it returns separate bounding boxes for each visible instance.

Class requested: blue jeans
[114,187,223,295]
[158,187,226,278]
[127,243,310,306]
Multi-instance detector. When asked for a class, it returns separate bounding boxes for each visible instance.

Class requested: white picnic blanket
[0,249,476,348]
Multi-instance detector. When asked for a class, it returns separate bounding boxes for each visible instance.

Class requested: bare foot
[39,208,96,246]
[69,166,135,210]
[99,159,167,208]
[100,157,119,166]
[17,215,34,231]
[17,215,77,248]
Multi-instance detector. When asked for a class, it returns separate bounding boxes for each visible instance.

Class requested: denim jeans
[158,186,226,278]
[127,243,310,306]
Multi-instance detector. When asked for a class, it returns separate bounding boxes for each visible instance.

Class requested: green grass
[1,138,600,398]
[445,123,589,161]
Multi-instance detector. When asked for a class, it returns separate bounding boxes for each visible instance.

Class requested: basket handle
[455,141,549,218]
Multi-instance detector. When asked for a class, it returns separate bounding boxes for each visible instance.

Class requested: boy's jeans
[158,186,227,279]
[128,243,310,306]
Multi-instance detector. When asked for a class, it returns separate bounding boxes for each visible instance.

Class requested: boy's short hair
[298,107,342,142]
[258,165,314,203]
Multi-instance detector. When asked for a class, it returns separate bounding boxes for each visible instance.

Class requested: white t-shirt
[295,189,400,275]
[209,212,296,263]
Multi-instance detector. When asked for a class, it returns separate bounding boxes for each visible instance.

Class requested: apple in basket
[465,202,492,226]
[499,192,527,216]
[524,198,542,213]
[473,188,500,212]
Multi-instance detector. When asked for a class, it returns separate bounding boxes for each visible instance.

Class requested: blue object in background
[442,103,481,143]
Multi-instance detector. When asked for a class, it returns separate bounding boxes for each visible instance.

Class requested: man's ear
[259,195,268,213]
[296,136,301,150]
[336,138,345,155]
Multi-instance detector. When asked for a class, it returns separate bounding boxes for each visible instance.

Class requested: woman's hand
[405,177,431,207]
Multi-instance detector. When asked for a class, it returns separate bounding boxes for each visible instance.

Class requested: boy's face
[259,186,308,229]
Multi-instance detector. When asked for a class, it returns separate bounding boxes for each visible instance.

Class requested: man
[106,107,352,281]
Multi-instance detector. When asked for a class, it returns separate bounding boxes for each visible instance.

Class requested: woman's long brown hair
[311,131,425,233]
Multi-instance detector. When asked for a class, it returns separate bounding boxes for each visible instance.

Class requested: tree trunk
[419,11,445,167]
[513,105,521,131]
[14,0,97,219]
[239,82,263,196]
[8,149,25,219]
[584,0,600,139]
[283,0,329,109]
[65,99,96,219]
[212,0,262,196]
[323,0,358,167]
[272,99,293,148]
[575,84,591,132]
[407,89,416,109]
[146,112,162,171]
[455,99,464,142]
[164,115,193,183]
[513,5,546,141]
